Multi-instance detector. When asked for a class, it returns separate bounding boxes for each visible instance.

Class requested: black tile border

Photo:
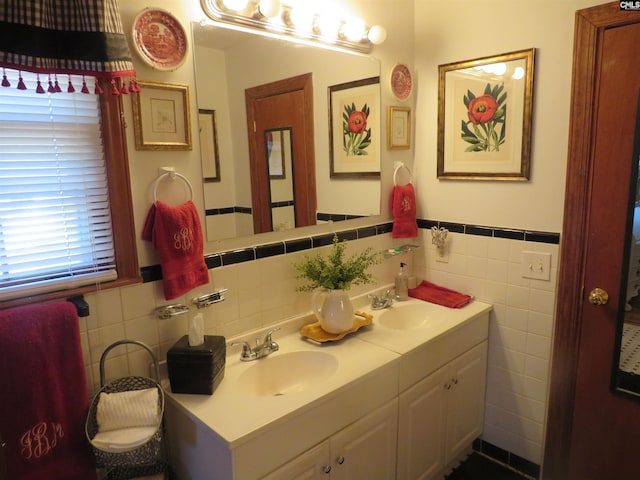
[141,219,561,283]
[317,212,367,222]
[205,206,252,216]
[474,439,541,479]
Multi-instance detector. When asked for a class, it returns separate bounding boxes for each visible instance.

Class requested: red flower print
[467,94,498,125]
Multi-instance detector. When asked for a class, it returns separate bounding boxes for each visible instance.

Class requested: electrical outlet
[434,245,449,263]
[521,251,551,280]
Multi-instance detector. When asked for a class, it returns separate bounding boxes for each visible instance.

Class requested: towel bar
[154,304,189,320]
[192,289,228,308]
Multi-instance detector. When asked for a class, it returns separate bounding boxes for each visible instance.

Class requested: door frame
[543,3,640,478]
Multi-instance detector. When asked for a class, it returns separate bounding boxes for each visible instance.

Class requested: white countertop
[165,331,400,448]
[356,297,493,354]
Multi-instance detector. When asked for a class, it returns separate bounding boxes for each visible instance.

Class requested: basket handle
[99,339,160,387]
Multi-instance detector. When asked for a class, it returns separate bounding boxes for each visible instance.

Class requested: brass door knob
[588,288,609,306]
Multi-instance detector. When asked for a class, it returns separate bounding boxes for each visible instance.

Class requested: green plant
[294,235,381,291]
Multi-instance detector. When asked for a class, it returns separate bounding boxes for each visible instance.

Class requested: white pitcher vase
[312,289,355,334]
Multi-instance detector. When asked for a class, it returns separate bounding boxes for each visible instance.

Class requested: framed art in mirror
[329,76,381,178]
[387,105,411,150]
[198,109,221,182]
[132,81,192,151]
[437,48,535,180]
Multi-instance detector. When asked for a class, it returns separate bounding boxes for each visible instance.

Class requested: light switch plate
[521,251,551,280]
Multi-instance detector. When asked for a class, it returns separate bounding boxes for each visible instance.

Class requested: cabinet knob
[452,378,459,385]
[444,383,451,390]
[322,465,331,474]
[337,456,345,465]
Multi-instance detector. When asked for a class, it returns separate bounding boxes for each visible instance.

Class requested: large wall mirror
[191,22,382,242]
[614,93,640,398]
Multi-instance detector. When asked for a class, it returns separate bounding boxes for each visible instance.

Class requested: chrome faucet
[232,327,280,361]
[368,290,395,310]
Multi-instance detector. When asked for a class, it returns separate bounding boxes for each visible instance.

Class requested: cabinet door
[330,399,398,480]
[397,365,449,480]
[445,341,488,462]
[261,441,331,480]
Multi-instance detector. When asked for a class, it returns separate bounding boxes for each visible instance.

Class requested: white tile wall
[79,233,399,392]
[412,229,559,464]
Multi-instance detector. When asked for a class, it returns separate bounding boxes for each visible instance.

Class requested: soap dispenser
[395,262,409,301]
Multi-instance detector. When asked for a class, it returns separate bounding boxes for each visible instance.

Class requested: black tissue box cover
[167,335,226,395]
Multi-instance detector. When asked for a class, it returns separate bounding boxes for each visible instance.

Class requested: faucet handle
[263,327,280,343]
[231,341,256,360]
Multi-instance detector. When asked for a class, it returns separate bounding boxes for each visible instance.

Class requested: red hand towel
[408,280,473,308]
[142,200,210,300]
[390,183,418,238]
[0,302,98,480]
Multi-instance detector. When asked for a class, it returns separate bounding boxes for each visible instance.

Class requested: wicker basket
[85,340,168,478]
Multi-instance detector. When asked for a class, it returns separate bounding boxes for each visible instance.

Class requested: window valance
[0,0,137,94]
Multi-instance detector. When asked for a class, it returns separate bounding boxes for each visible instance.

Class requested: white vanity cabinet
[262,399,398,480]
[396,341,488,480]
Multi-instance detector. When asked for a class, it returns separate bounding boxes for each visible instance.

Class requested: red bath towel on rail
[390,183,418,238]
[0,302,98,480]
[142,200,210,300]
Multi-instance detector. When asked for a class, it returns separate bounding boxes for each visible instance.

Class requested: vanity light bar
[201,0,383,53]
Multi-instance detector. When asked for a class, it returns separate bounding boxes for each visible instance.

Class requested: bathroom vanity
[164,295,492,480]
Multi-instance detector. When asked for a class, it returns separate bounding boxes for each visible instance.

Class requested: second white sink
[376,303,429,329]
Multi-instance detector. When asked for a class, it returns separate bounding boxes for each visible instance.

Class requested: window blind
[0,70,117,300]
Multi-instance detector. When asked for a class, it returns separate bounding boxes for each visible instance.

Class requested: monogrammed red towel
[390,183,418,238]
[142,200,209,300]
[0,302,98,480]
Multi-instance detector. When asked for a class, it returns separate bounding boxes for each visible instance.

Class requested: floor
[445,452,532,480]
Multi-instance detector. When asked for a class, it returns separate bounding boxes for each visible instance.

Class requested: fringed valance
[0,0,137,95]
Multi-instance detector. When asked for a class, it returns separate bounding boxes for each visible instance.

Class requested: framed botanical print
[437,48,535,180]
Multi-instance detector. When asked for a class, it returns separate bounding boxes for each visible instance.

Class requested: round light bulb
[289,6,315,30]
[316,13,341,37]
[367,25,387,45]
[258,0,280,18]
[342,18,365,42]
[220,0,249,12]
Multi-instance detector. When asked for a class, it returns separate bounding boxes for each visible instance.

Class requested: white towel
[91,426,158,452]
[96,387,159,432]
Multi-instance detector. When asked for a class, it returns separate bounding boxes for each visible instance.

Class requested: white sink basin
[236,351,339,397]
[376,303,430,329]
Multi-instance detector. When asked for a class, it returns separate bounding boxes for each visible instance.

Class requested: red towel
[390,183,418,238]
[0,302,98,480]
[142,200,210,300]
[409,280,473,308]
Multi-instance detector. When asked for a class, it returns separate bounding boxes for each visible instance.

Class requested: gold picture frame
[132,81,192,151]
[328,76,381,178]
[437,48,535,180]
[387,105,411,149]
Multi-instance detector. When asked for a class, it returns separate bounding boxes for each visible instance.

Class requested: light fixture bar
[201,0,376,54]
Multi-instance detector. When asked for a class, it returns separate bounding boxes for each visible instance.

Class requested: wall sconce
[202,0,386,53]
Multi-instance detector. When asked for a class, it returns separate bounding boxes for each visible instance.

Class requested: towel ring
[153,171,194,204]
[394,162,412,185]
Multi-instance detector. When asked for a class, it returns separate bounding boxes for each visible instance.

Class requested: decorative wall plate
[390,63,413,101]
[132,9,188,71]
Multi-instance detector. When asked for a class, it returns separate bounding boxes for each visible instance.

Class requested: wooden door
[245,73,317,234]
[544,3,640,479]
